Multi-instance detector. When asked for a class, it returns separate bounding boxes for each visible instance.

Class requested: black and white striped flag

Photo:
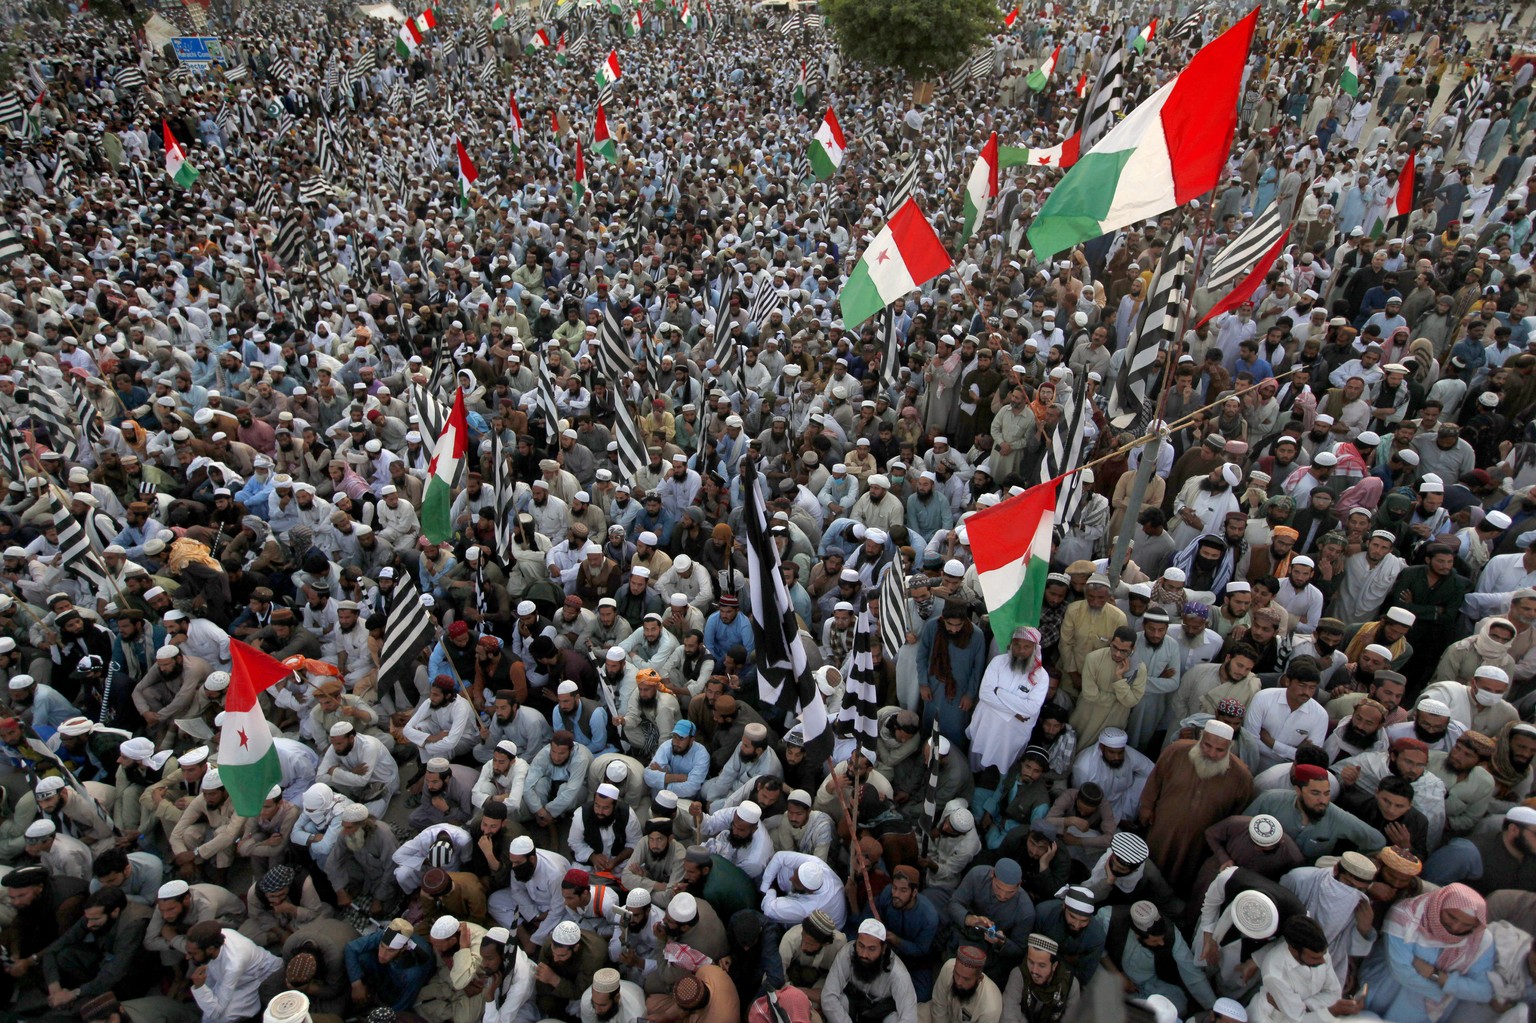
[1204,204,1286,294]
[479,60,498,85]
[1108,232,1188,432]
[779,12,801,35]
[410,381,448,442]
[272,216,306,266]
[268,55,297,83]
[64,375,101,448]
[47,490,109,593]
[918,718,946,858]
[413,79,432,110]
[748,277,782,331]
[886,157,922,222]
[741,455,824,744]
[376,571,437,698]
[613,397,647,482]
[488,430,517,565]
[300,176,333,205]
[877,562,911,665]
[224,63,250,82]
[20,386,77,461]
[1047,394,1093,525]
[0,412,28,481]
[596,304,636,380]
[837,611,881,759]
[254,177,278,218]
[0,229,23,268]
[317,133,342,181]
[1075,46,1125,152]
[533,350,563,442]
[968,49,995,85]
[876,301,903,391]
[1169,5,1205,41]
[0,93,23,136]
[113,66,146,91]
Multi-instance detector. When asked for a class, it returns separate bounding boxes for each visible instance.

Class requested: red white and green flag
[1075,72,1088,97]
[218,640,291,816]
[1026,45,1060,91]
[555,34,568,65]
[526,28,551,53]
[1341,43,1361,96]
[680,0,693,28]
[961,132,999,244]
[455,138,478,208]
[422,387,469,542]
[1027,11,1258,258]
[573,140,588,204]
[793,60,808,107]
[1370,152,1415,237]
[593,103,618,163]
[1133,18,1156,54]
[808,107,845,180]
[416,8,437,32]
[508,90,524,149]
[838,197,951,327]
[627,6,643,36]
[491,0,507,29]
[1000,135,1081,171]
[968,481,1057,642]
[1004,6,1019,27]
[163,121,198,187]
[396,18,425,58]
[597,49,622,88]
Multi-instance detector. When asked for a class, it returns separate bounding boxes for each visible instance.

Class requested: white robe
[1247,941,1344,1023]
[967,654,1049,772]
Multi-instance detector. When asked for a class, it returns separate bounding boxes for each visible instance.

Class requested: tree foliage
[821,0,998,81]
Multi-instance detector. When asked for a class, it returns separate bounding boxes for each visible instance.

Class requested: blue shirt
[704,610,755,663]
[343,932,435,1011]
[553,700,611,756]
[642,738,711,797]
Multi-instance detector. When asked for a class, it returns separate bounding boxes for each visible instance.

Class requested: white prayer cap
[858,919,888,941]
[429,916,460,940]
[1203,720,1235,740]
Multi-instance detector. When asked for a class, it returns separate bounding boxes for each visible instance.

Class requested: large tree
[821,0,998,81]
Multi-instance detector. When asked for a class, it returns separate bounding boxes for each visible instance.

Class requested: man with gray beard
[327,803,402,920]
[1136,720,1256,891]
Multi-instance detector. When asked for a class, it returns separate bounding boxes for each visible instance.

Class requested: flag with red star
[217,639,289,816]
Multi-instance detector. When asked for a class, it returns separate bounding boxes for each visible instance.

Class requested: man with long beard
[929,944,1002,1023]
[1324,698,1389,762]
[330,803,402,920]
[486,834,570,948]
[821,919,917,1023]
[1138,720,1256,891]
[1170,464,1244,549]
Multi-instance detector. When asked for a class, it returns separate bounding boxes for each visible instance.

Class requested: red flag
[1075,73,1088,97]
[1197,228,1292,328]
[229,638,294,695]
[1004,6,1019,26]
[1394,153,1416,216]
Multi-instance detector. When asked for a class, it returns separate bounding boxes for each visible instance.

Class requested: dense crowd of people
[2,0,1536,1022]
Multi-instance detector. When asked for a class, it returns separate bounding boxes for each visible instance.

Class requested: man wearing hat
[5,671,81,732]
[1332,529,1408,625]
[642,719,710,799]
[1033,886,1107,988]
[329,802,403,921]
[535,919,607,1020]
[1057,575,1127,695]
[342,918,435,1014]
[1279,852,1378,984]
[415,913,490,1023]
[821,918,917,1023]
[142,877,246,968]
[1137,719,1255,890]
[1244,763,1386,861]
[142,745,213,846]
[697,800,774,881]
[999,932,1080,1023]
[169,768,244,884]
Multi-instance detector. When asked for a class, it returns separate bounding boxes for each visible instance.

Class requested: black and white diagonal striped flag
[877,304,903,391]
[268,55,297,83]
[410,381,448,442]
[1108,232,1188,432]
[65,375,101,448]
[613,397,647,482]
[20,386,78,461]
[598,82,617,108]
[596,304,636,381]
[968,49,995,85]
[779,12,801,35]
[113,66,146,91]
[48,490,109,593]
[1169,5,1205,41]
[0,229,22,269]
[317,134,342,181]
[254,177,278,218]
[837,611,881,759]
[741,455,824,745]
[224,63,250,82]
[0,411,28,481]
[275,110,297,139]
[272,216,306,266]
[217,105,237,138]
[805,12,824,29]
[0,93,23,136]
[533,350,563,442]
[479,60,498,86]
[1203,204,1286,294]
[300,176,333,205]
[488,429,516,565]
[376,571,437,698]
[886,156,921,220]
[1047,394,1093,525]
[1075,46,1125,152]
[748,277,782,331]
[413,79,432,110]
[877,562,911,663]
[917,718,946,858]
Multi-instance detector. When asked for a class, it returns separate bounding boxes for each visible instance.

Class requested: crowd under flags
[1109,232,1190,432]
[740,455,825,747]
[1198,206,1289,327]
[808,107,844,181]
[1028,10,1258,258]
[376,572,437,698]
